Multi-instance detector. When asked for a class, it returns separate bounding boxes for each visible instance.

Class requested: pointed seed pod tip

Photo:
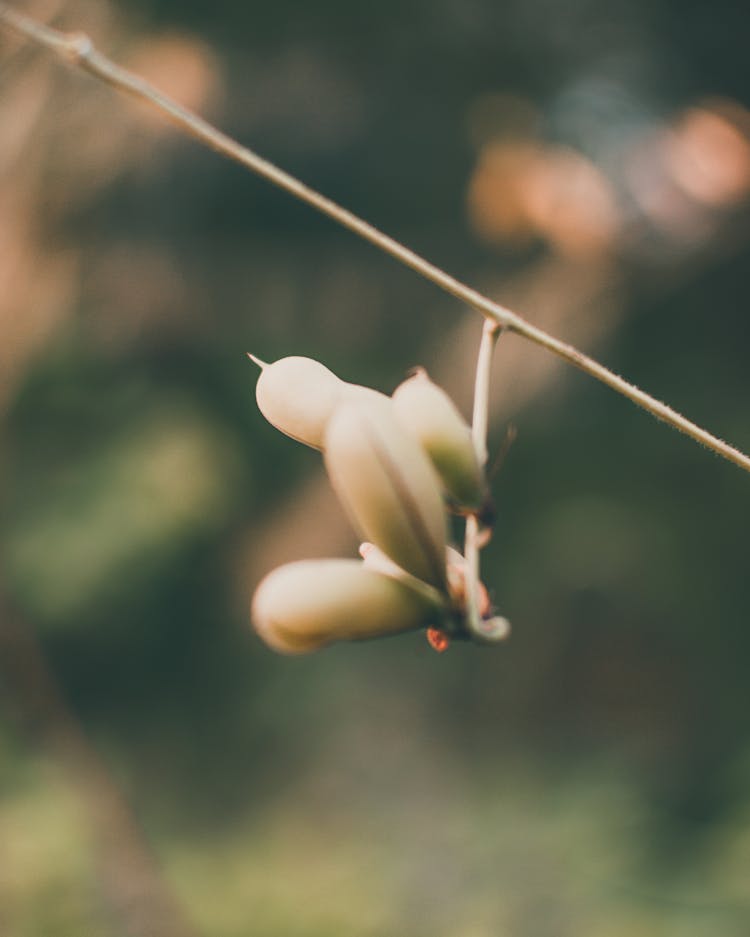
[254,355,344,449]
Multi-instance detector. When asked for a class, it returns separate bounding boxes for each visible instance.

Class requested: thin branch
[464,322,509,644]
[1,5,749,474]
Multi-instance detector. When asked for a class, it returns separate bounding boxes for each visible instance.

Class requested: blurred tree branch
[0,584,200,937]
[0,4,748,474]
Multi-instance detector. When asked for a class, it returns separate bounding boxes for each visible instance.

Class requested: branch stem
[470,321,500,467]
[1,4,749,474]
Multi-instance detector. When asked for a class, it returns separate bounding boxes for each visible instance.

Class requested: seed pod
[324,399,448,589]
[251,558,442,654]
[392,368,487,510]
[254,355,344,449]
[253,355,391,450]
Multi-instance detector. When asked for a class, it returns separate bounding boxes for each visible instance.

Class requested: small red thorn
[426,628,450,653]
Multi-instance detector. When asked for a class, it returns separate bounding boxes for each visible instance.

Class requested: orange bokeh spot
[426,628,450,653]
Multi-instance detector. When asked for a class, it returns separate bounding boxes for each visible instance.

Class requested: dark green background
[1,0,749,933]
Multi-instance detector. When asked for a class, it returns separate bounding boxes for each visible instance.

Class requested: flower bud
[392,368,487,510]
[254,356,344,449]
[252,558,442,653]
[324,399,448,589]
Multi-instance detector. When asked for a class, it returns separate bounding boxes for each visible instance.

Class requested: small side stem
[464,322,504,642]
[463,513,483,634]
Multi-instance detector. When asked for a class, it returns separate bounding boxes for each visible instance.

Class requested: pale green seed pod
[253,355,391,450]
[252,559,442,654]
[324,399,448,589]
[255,356,344,449]
[392,368,487,510]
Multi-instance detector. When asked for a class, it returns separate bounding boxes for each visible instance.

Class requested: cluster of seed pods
[250,355,509,653]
